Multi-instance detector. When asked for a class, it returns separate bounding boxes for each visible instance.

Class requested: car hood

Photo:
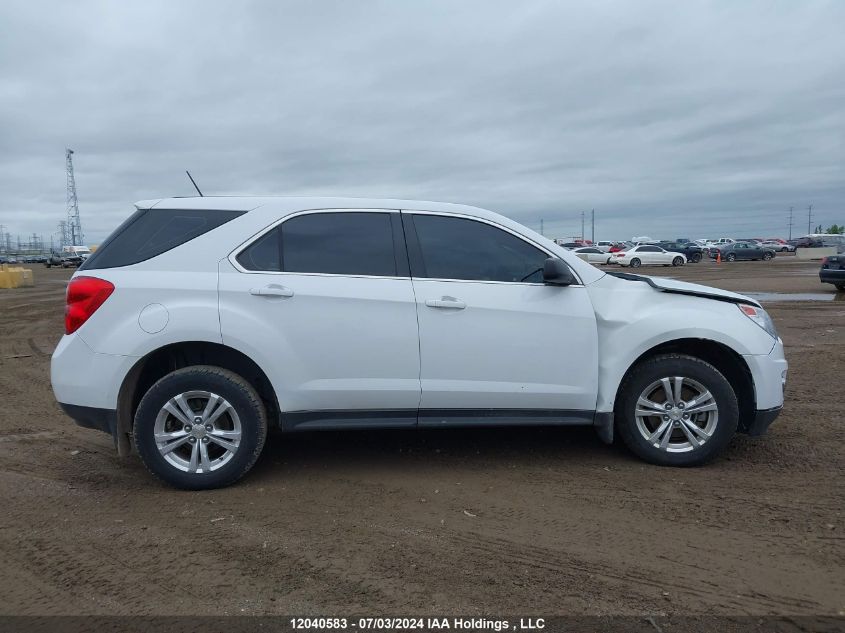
[604,272,761,308]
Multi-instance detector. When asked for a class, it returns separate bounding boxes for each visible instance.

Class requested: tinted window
[410,215,549,283]
[238,212,399,276]
[82,208,244,270]
[639,246,659,252]
[237,227,282,271]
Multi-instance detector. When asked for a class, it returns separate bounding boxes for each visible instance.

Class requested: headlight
[738,304,778,339]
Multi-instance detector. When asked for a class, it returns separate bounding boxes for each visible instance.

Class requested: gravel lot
[0,259,842,617]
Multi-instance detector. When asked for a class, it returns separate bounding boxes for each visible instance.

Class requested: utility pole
[807,204,813,234]
[590,209,595,243]
[581,210,585,241]
[540,218,544,236]
[788,207,793,240]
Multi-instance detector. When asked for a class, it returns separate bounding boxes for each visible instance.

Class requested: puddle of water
[742,292,842,302]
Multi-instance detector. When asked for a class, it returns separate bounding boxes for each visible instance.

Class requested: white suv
[52,197,787,489]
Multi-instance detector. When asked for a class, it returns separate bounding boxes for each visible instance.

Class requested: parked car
[820,255,845,292]
[761,240,795,253]
[657,241,704,263]
[594,241,615,253]
[573,246,611,265]
[608,245,687,268]
[710,242,775,262]
[790,236,823,248]
[51,197,787,489]
[45,253,82,268]
[608,241,632,253]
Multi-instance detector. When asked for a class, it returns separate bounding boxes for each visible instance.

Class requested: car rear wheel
[133,366,268,489]
[615,354,738,466]
[726,253,736,262]
[762,252,773,261]
[629,258,641,268]
[672,256,684,266]
[691,253,702,263]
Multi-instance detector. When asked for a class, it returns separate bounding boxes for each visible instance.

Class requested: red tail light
[65,276,114,334]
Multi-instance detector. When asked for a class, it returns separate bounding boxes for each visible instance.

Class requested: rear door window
[237,211,404,277]
[82,208,244,270]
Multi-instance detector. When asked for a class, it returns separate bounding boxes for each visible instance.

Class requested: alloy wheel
[634,377,719,453]
[153,390,242,473]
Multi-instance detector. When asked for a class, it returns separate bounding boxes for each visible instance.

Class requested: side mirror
[543,258,576,286]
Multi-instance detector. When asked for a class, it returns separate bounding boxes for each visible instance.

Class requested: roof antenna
[185,170,203,197]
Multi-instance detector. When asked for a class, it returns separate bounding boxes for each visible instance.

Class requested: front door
[218,209,421,428]
[402,212,599,424]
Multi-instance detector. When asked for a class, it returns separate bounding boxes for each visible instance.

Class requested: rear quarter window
[81,208,245,270]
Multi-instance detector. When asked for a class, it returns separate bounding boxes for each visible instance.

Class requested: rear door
[218,210,421,428]
[403,211,598,421]
[638,245,661,264]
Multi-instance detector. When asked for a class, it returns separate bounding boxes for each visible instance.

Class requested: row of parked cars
[564,238,781,268]
[0,255,49,264]
[0,253,88,268]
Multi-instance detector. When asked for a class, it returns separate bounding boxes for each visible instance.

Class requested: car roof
[134,196,490,216]
[131,196,606,285]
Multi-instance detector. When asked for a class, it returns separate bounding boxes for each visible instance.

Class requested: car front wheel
[133,366,268,489]
[615,354,738,466]
[672,256,684,266]
[763,252,773,261]
[726,253,736,262]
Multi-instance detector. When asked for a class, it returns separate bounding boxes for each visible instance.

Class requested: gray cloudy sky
[1,0,843,244]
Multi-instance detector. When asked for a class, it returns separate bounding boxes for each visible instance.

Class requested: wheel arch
[614,338,756,434]
[115,341,280,455]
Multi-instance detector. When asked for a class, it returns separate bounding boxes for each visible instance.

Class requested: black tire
[762,252,773,261]
[726,253,736,262]
[691,253,702,263]
[629,258,641,268]
[836,284,845,292]
[614,354,738,467]
[133,366,268,490]
[672,256,684,267]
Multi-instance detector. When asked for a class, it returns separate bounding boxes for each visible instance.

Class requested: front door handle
[249,284,294,298]
[425,296,466,310]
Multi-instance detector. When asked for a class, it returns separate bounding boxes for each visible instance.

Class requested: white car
[594,241,615,253]
[608,245,687,268]
[573,246,612,265]
[761,241,795,253]
[52,197,787,489]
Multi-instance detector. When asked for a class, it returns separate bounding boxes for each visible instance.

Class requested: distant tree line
[813,224,844,234]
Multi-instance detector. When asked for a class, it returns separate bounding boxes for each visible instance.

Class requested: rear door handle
[249,284,294,298]
[424,297,466,310]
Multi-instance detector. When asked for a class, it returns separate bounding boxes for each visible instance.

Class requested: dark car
[710,241,775,262]
[789,236,823,248]
[820,255,845,292]
[658,241,704,263]
[45,253,82,268]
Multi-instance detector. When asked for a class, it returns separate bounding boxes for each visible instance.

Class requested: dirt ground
[0,258,842,617]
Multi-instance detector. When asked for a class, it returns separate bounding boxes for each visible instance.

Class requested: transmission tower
[65,148,84,246]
